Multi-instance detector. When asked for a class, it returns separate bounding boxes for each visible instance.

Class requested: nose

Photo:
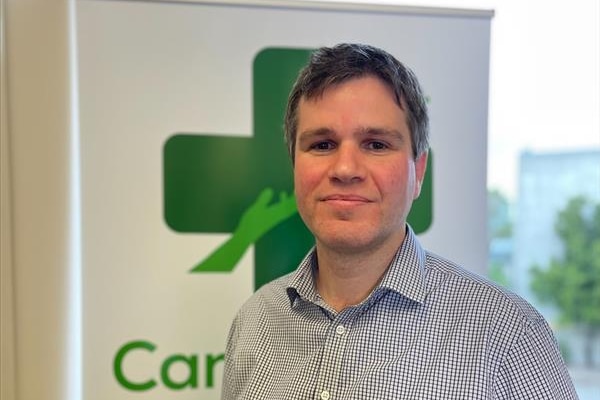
[329,143,365,183]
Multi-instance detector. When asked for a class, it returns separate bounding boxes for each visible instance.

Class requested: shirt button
[335,325,346,335]
[320,390,331,400]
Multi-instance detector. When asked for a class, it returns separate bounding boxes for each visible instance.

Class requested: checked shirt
[222,227,578,399]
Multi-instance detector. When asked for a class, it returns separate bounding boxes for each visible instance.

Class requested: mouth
[321,194,372,204]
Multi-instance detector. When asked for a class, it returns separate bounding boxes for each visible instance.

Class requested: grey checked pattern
[222,227,578,399]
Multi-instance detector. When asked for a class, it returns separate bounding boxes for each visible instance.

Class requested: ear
[413,151,428,199]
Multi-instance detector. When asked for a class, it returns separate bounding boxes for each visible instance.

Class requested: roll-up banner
[77,1,492,398]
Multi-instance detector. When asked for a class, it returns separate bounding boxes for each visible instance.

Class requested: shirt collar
[286,225,428,307]
[286,248,319,307]
[378,225,427,304]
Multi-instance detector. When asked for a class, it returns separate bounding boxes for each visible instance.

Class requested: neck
[314,230,406,312]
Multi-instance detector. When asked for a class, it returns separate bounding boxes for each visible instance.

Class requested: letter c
[114,340,157,391]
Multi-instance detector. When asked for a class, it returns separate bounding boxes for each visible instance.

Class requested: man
[222,43,577,399]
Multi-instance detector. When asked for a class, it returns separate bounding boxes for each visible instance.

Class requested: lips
[321,194,372,203]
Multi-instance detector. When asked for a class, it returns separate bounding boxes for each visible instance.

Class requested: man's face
[294,75,427,254]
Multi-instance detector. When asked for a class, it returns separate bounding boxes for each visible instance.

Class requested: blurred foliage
[488,189,513,240]
[488,261,510,287]
[487,189,513,289]
[530,196,600,366]
[558,338,573,365]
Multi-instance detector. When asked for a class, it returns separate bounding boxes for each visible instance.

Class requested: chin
[313,220,405,254]
[316,230,379,253]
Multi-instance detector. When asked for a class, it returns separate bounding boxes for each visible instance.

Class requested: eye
[310,141,336,152]
[365,140,389,151]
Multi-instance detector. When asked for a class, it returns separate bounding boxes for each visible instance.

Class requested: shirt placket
[315,310,355,400]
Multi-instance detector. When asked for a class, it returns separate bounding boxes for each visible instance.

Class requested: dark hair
[284,43,429,163]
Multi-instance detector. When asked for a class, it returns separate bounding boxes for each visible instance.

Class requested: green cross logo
[163,48,432,290]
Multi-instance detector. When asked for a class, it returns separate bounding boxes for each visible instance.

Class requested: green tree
[530,196,600,367]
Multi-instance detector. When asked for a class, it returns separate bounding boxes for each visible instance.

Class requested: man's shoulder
[424,251,544,325]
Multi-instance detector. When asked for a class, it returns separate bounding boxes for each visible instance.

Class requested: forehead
[302,73,398,105]
[296,76,407,133]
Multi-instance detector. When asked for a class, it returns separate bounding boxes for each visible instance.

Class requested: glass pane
[483,0,600,396]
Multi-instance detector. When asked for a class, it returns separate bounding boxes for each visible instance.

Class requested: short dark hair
[284,43,429,163]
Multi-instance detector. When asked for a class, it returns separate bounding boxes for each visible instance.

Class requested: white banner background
[77,1,492,398]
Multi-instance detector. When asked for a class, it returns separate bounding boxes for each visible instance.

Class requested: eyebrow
[296,127,335,147]
[358,127,406,141]
[298,127,333,138]
[297,126,406,144]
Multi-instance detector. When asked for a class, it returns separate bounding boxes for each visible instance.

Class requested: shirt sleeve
[221,313,241,400]
[493,317,579,399]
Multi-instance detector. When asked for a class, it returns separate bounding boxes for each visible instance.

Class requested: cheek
[293,162,319,202]
[384,176,408,203]
[377,162,415,201]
